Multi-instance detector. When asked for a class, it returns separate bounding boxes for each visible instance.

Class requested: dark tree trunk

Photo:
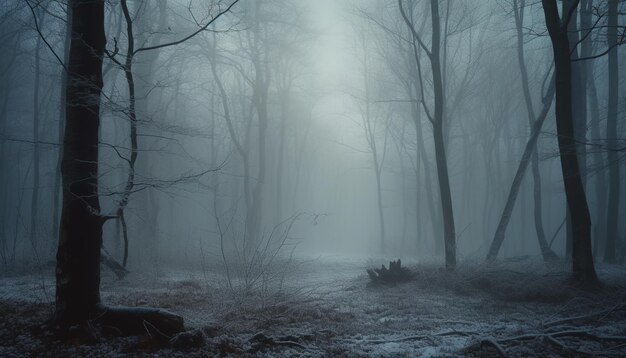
[564,0,587,261]
[55,0,107,325]
[604,0,620,263]
[429,0,456,269]
[541,0,597,283]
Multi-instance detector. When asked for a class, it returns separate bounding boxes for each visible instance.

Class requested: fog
[1,0,626,356]
[2,0,623,265]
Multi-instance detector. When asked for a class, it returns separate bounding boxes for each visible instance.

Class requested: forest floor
[1,255,626,357]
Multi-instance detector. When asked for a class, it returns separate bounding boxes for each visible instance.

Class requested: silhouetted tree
[54,0,184,334]
[55,0,108,324]
[399,0,456,269]
[541,0,597,283]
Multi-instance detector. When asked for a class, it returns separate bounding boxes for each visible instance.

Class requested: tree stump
[366,259,413,285]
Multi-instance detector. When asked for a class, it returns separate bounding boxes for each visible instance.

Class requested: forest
[1,0,626,356]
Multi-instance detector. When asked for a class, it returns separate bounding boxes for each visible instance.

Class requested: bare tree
[103,0,240,266]
[541,0,597,283]
[399,0,456,269]
[55,0,111,324]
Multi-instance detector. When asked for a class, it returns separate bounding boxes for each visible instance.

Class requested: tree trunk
[604,0,620,263]
[430,0,456,269]
[564,0,587,261]
[55,0,107,325]
[541,0,597,283]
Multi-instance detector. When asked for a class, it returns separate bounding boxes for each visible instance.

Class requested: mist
[1,0,626,356]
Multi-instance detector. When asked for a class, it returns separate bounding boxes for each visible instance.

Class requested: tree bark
[604,0,620,263]
[55,0,108,325]
[541,0,597,283]
[564,0,587,260]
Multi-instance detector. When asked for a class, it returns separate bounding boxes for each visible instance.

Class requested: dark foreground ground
[1,256,625,357]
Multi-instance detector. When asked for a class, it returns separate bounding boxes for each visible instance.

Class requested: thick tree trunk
[604,0,620,264]
[541,0,597,283]
[55,0,107,325]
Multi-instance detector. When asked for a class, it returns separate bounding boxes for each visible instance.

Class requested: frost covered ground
[1,256,626,357]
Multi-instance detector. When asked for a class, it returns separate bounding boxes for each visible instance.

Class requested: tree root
[93,304,185,339]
